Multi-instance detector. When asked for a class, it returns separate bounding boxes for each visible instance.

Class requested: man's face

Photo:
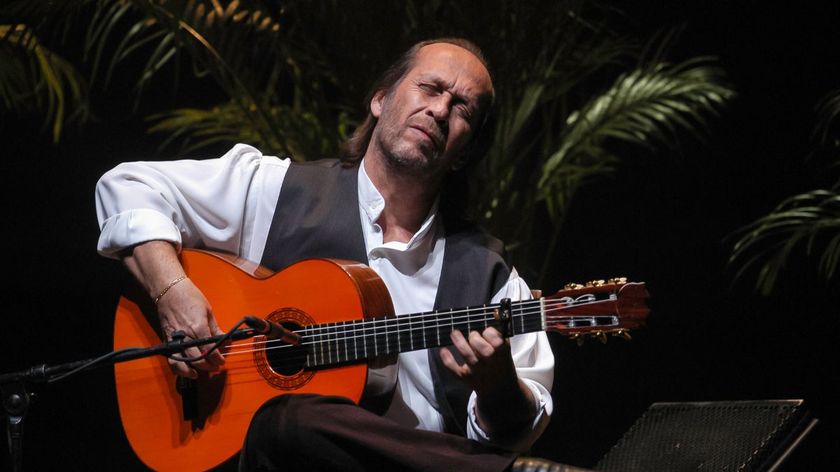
[369,43,494,177]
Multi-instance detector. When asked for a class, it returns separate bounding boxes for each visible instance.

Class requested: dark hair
[339,37,495,168]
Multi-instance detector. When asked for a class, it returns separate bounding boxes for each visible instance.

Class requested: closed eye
[419,83,440,95]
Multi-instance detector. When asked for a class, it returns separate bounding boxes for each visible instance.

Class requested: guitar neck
[301,299,545,369]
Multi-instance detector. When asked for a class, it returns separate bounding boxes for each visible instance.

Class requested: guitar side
[113,250,393,472]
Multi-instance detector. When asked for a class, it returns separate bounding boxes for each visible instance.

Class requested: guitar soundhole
[253,307,315,390]
[266,322,305,375]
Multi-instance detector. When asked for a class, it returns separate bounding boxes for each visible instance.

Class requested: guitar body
[113,250,394,471]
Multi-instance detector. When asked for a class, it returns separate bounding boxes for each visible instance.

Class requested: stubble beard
[376,126,441,176]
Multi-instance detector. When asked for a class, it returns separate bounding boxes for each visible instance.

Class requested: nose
[426,93,452,130]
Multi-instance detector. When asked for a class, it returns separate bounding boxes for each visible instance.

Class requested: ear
[370,90,385,118]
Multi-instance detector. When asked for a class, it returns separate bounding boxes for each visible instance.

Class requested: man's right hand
[155,277,225,378]
[122,240,225,378]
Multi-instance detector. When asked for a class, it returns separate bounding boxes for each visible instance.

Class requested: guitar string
[221,296,601,354]
[221,298,613,362]
[114,302,596,378]
[218,298,620,368]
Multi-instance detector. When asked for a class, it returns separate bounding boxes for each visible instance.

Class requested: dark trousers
[239,394,517,471]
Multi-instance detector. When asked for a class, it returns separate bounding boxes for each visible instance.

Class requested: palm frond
[730,189,840,294]
[476,3,632,236]
[0,23,89,142]
[148,99,351,160]
[70,0,345,156]
[539,59,734,218]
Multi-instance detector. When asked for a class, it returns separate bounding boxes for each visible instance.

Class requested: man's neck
[363,155,441,243]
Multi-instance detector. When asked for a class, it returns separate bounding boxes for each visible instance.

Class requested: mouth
[409,125,442,149]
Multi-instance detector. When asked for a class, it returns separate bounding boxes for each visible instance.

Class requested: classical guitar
[113,249,649,471]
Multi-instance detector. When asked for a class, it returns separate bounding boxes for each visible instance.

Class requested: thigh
[239,394,515,472]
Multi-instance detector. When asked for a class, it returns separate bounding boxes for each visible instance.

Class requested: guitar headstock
[543,278,649,345]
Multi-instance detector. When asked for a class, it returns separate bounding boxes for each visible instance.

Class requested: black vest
[260,159,510,435]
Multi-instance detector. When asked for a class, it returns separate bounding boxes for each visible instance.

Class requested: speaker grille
[596,400,811,471]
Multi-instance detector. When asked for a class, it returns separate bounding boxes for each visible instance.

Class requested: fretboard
[301,299,546,369]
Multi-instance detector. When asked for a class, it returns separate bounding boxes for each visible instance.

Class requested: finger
[171,332,216,372]
[440,347,470,377]
[468,330,496,358]
[201,344,225,367]
[481,327,505,348]
[209,315,225,337]
[450,330,479,365]
[167,356,198,379]
[188,350,220,372]
[183,321,224,371]
[204,315,227,366]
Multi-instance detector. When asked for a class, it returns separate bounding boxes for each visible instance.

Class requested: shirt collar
[358,159,440,251]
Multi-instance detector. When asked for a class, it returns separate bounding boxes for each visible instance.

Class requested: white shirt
[96,143,554,451]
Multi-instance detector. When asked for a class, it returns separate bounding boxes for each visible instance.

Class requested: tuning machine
[611,329,632,341]
[592,330,607,344]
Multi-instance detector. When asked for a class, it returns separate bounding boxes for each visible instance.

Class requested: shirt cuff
[97,208,183,258]
[465,378,551,452]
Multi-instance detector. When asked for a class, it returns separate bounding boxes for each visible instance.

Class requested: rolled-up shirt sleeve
[95,143,290,262]
[465,268,555,452]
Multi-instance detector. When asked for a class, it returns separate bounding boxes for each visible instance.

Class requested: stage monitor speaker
[595,399,817,472]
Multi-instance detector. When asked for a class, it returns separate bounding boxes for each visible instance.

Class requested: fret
[377,317,388,355]
[465,308,471,334]
[383,317,390,354]
[383,317,391,354]
[341,320,349,362]
[435,310,441,346]
[331,322,338,364]
[432,312,440,348]
[372,318,379,356]
[333,323,343,362]
[317,328,324,366]
[425,312,434,348]
[539,297,546,331]
[337,321,344,361]
[362,319,368,358]
[321,323,329,365]
[329,322,336,365]
[420,312,427,348]
[352,319,358,360]
[409,314,415,350]
[395,316,403,353]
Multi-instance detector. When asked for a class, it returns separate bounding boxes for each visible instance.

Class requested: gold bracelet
[153,275,188,305]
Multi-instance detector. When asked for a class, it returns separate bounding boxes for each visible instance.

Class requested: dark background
[2,2,839,470]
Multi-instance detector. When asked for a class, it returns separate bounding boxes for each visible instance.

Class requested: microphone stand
[0,328,259,472]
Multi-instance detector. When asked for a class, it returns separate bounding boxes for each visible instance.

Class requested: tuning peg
[612,329,632,341]
[607,277,627,285]
[569,333,585,346]
[585,279,606,287]
[593,331,607,344]
[564,282,584,290]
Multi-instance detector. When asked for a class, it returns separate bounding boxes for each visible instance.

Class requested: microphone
[243,316,301,345]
